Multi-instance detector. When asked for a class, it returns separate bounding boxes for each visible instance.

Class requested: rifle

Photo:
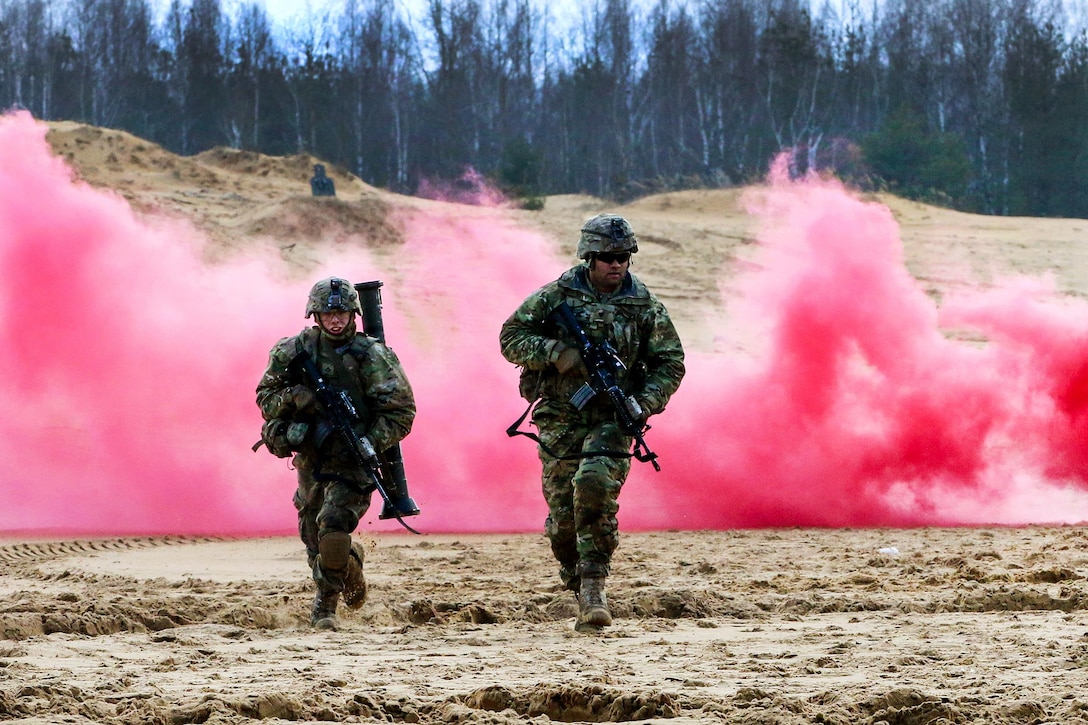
[550,301,661,471]
[288,349,421,535]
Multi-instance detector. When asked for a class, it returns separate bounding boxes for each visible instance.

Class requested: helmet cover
[577,214,638,259]
[305,277,361,318]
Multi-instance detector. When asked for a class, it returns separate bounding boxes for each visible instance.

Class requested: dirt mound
[194,146,318,179]
[41,120,1088,354]
[463,683,679,721]
[46,122,170,178]
[248,195,402,246]
[43,121,397,257]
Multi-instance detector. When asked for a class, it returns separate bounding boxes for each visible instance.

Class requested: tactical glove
[290,385,316,412]
[551,342,584,377]
[622,395,647,426]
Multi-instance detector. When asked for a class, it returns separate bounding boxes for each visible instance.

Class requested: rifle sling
[505,397,639,462]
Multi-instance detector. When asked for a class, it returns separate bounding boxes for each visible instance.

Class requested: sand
[3,528,1087,723]
[1,121,1087,724]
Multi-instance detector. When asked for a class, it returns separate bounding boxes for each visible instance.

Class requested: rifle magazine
[570,383,596,410]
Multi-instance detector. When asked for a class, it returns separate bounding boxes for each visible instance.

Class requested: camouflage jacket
[499,265,685,417]
[256,326,415,465]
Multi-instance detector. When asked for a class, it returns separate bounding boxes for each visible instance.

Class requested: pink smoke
[622,158,1088,528]
[0,112,300,535]
[0,111,552,537]
[2,112,1086,538]
[415,166,509,207]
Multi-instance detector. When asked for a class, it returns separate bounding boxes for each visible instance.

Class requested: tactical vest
[297,327,377,431]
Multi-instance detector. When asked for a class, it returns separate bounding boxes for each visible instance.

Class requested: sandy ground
[1,122,1087,723]
[3,528,1088,723]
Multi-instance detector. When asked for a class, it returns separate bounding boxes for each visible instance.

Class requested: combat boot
[342,542,368,610]
[576,576,612,631]
[311,589,340,630]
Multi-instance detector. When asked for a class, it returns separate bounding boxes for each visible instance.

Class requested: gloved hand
[351,428,378,459]
[290,385,315,412]
[621,395,647,426]
[552,342,583,377]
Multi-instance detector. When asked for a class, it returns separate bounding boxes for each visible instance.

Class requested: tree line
[2,0,1087,217]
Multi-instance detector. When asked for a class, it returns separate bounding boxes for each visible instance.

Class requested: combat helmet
[577,214,638,259]
[305,277,361,318]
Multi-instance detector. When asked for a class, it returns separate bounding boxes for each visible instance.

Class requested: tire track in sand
[0,536,224,565]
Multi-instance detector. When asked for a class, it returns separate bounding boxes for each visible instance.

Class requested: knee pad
[318,531,352,570]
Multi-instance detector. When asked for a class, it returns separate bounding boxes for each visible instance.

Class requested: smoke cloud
[630,159,1088,528]
[1,112,1085,537]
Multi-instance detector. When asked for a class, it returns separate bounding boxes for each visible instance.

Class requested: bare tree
[640,0,703,179]
[338,0,417,188]
[282,6,338,154]
[228,1,275,150]
[757,0,834,169]
[695,0,762,181]
[554,0,638,196]
[417,0,487,178]
[1003,0,1067,214]
[0,0,56,117]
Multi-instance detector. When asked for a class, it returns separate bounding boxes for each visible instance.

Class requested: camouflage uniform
[500,216,685,616]
[256,278,414,627]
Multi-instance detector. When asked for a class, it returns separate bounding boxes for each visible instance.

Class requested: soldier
[256,277,415,630]
[500,214,685,631]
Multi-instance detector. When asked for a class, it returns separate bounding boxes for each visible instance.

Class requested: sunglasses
[596,252,631,265]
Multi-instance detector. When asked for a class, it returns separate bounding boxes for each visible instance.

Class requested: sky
[220,0,579,28]
[241,0,861,27]
[236,0,1085,41]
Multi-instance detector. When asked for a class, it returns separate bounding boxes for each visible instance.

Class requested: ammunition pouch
[518,368,543,402]
[260,418,294,458]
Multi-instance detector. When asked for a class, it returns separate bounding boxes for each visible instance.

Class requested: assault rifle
[550,301,661,471]
[288,349,421,535]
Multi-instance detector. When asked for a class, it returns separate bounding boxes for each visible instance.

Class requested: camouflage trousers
[293,462,373,593]
[534,405,632,592]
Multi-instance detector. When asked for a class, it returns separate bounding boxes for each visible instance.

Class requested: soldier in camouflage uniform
[500,214,685,631]
[256,277,415,630]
